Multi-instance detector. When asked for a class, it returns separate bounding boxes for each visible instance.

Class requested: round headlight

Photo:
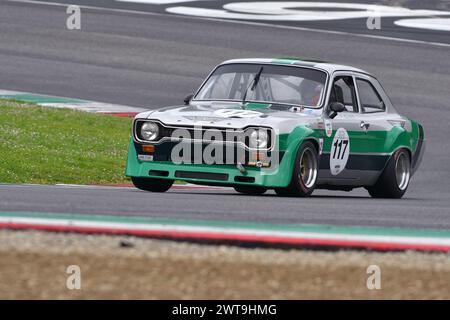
[249,129,268,149]
[140,122,159,141]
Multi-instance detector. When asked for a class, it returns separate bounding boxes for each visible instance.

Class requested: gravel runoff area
[0,230,449,299]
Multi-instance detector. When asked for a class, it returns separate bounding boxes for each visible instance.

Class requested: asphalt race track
[0,0,449,230]
[1,184,449,229]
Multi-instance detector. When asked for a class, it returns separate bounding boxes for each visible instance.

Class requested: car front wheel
[131,177,174,192]
[366,149,411,199]
[275,141,319,197]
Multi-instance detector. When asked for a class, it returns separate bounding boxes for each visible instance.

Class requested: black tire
[131,177,174,192]
[233,185,267,195]
[366,149,411,199]
[274,141,319,197]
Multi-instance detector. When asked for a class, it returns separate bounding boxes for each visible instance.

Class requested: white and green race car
[126,58,425,198]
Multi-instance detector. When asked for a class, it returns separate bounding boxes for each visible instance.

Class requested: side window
[356,79,385,113]
[330,76,358,112]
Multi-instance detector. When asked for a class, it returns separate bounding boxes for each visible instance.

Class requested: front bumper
[124,139,296,188]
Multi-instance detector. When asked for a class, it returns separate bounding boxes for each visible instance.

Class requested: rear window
[356,79,386,113]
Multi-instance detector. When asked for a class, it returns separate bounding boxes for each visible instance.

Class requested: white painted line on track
[5,0,450,48]
[60,183,228,190]
[117,0,205,4]
[168,3,450,22]
[0,183,229,191]
[395,18,450,32]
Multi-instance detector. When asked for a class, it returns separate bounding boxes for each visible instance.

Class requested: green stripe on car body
[244,102,272,109]
[271,58,298,65]
[126,123,419,188]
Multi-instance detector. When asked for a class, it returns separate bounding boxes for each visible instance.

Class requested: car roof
[221,58,369,75]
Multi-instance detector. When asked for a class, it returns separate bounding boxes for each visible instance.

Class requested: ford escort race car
[125,58,425,198]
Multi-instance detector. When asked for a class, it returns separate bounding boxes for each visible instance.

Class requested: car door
[318,72,367,185]
[353,74,391,184]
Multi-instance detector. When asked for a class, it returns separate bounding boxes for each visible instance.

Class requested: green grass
[0,100,133,184]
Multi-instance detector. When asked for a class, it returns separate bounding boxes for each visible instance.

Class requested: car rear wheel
[233,185,267,195]
[274,141,318,197]
[131,177,174,192]
[366,149,411,199]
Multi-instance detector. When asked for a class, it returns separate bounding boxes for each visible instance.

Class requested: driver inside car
[299,80,323,106]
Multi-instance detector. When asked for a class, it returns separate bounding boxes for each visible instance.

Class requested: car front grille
[135,141,273,165]
[134,120,273,150]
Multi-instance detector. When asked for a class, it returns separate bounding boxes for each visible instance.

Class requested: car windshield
[194,63,327,108]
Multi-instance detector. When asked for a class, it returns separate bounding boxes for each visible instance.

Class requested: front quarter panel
[275,125,320,184]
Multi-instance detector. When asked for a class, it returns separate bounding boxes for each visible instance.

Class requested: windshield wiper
[241,66,263,108]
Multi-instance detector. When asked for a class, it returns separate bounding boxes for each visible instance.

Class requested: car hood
[136,101,323,133]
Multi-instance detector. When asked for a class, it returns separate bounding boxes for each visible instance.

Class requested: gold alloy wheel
[299,147,318,188]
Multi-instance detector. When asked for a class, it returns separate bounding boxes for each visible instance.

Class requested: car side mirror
[184,94,194,105]
[328,102,345,119]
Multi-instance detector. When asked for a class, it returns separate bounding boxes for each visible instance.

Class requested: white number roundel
[330,128,350,176]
